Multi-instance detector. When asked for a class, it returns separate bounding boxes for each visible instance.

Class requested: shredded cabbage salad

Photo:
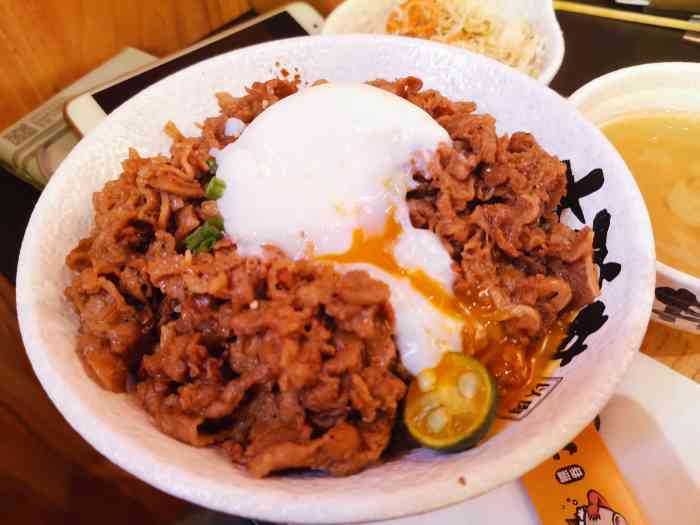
[385,0,545,77]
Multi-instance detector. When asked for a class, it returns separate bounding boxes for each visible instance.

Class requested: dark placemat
[0,169,39,282]
[551,7,700,96]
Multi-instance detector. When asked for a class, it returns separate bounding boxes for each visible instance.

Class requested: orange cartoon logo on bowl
[568,489,628,525]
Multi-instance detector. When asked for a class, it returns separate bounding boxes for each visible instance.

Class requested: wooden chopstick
[553,1,700,31]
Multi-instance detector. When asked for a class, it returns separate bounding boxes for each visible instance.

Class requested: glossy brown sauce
[321,209,573,403]
[499,312,573,412]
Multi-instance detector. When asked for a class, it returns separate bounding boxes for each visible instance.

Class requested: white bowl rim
[322,0,565,85]
[16,34,654,523]
[568,61,700,106]
[569,61,700,293]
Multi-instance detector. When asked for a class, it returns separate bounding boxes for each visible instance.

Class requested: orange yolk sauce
[320,209,572,404]
[320,209,468,319]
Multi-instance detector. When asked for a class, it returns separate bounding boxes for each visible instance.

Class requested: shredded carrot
[384,0,545,78]
[387,0,441,38]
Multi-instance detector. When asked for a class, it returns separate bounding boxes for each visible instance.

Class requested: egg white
[215,83,460,374]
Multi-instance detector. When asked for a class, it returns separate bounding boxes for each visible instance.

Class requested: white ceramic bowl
[322,0,565,85]
[570,62,700,335]
[17,35,654,523]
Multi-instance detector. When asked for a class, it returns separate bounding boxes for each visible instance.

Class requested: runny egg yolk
[321,208,469,321]
[322,208,574,402]
[320,207,510,362]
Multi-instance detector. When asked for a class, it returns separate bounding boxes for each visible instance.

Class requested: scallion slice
[205,176,226,200]
[185,217,224,253]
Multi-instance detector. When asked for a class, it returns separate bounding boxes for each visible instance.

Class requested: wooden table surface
[0,0,698,523]
[0,0,347,131]
[0,0,252,131]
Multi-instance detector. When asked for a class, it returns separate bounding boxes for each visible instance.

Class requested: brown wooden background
[0,0,698,523]
[0,0,345,131]
[0,0,250,131]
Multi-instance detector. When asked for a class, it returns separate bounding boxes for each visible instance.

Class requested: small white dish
[322,0,565,85]
[16,35,653,523]
[570,62,700,335]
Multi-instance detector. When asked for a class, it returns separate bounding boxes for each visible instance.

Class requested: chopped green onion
[185,217,224,253]
[205,176,226,200]
[206,158,218,175]
[207,216,224,231]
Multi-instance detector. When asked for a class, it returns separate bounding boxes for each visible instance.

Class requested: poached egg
[215,82,463,374]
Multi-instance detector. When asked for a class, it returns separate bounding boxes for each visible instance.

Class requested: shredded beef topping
[65,76,598,478]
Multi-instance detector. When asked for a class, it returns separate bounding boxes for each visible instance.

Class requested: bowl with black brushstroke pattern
[16,35,654,523]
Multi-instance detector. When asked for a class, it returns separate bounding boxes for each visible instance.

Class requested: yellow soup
[602,112,700,277]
